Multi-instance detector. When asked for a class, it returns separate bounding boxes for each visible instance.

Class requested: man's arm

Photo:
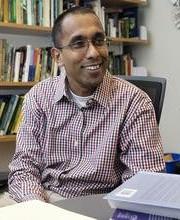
[119,93,165,182]
[8,90,47,202]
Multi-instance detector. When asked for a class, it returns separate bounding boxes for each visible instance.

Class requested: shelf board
[0,135,16,142]
[102,0,147,7]
[0,82,36,88]
[108,37,149,45]
[0,22,51,36]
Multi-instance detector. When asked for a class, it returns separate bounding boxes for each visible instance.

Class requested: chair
[118,76,166,124]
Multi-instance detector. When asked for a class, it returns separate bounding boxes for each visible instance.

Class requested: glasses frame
[58,37,111,52]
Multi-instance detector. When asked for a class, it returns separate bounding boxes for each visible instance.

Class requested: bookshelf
[0,0,148,143]
[0,22,51,36]
[0,82,36,89]
[0,135,16,143]
[102,0,147,7]
[108,37,148,45]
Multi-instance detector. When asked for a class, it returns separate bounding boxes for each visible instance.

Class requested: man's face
[58,13,109,96]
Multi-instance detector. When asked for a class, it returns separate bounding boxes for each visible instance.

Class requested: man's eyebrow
[94,32,106,38]
[70,31,105,43]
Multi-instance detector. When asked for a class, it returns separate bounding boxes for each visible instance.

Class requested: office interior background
[0,0,179,171]
[134,0,180,153]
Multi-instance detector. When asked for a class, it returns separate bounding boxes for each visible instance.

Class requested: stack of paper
[104,171,180,219]
[0,199,95,220]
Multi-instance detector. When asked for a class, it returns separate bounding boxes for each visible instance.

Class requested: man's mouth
[81,63,102,70]
[86,64,101,70]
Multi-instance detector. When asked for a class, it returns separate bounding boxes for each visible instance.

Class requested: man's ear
[51,47,64,66]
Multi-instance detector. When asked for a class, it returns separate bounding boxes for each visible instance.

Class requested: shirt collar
[54,70,68,103]
[53,70,113,108]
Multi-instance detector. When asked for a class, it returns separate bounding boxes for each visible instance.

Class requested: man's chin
[84,77,103,90]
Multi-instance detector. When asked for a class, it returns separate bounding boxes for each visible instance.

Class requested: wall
[133,0,180,152]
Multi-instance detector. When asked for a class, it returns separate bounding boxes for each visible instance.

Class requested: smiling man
[51,7,108,97]
[7,6,165,204]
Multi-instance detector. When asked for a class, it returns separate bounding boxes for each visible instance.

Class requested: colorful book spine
[111,209,176,220]
[0,95,19,135]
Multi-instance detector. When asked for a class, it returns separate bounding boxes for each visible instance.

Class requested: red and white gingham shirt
[8,72,165,202]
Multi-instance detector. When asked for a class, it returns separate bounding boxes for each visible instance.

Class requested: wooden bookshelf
[0,135,16,143]
[109,37,149,45]
[0,82,36,89]
[0,22,51,36]
[102,0,147,7]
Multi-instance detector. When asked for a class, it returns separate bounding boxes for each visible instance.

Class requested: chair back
[118,76,166,124]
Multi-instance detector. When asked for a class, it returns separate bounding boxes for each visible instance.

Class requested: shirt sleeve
[119,92,165,182]
[8,89,47,202]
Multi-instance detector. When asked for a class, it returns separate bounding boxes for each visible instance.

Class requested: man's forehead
[62,13,102,29]
[61,13,104,37]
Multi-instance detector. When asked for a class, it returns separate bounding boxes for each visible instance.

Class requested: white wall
[133,0,180,152]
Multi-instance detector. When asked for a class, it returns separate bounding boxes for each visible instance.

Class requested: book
[0,199,95,220]
[10,95,24,134]
[43,0,50,27]
[22,45,32,82]
[13,51,21,82]
[104,171,180,219]
[111,209,176,220]
[0,95,19,135]
[0,101,6,118]
[0,96,12,130]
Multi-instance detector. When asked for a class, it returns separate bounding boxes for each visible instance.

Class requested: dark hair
[52,6,98,48]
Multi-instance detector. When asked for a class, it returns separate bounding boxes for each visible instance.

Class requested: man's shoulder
[108,75,140,93]
[27,76,61,97]
[32,76,60,91]
[107,74,151,102]
[26,76,63,107]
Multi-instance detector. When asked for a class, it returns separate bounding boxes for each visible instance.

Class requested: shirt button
[74,140,78,147]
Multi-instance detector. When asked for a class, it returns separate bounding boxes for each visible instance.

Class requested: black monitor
[118,76,166,124]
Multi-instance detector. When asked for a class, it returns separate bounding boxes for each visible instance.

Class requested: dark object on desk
[54,194,114,220]
[118,76,166,124]
[164,153,180,174]
[0,171,9,192]
[175,162,180,174]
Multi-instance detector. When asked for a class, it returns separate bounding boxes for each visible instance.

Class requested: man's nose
[86,40,99,58]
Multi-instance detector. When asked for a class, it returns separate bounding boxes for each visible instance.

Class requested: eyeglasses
[58,37,110,54]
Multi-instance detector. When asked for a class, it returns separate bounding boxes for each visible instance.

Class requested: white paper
[104,171,180,218]
[0,199,95,220]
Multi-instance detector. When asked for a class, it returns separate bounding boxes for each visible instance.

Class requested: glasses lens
[68,38,108,54]
[93,38,107,47]
[70,40,87,49]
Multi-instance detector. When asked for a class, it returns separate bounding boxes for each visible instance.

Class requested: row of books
[82,0,105,30]
[81,1,139,38]
[0,39,59,82]
[105,7,138,38]
[109,51,134,76]
[0,95,24,136]
[0,0,101,28]
[0,0,68,27]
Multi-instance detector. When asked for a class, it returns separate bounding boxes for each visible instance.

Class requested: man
[8,6,165,204]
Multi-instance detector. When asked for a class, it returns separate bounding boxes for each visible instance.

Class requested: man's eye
[94,39,105,46]
[71,41,86,49]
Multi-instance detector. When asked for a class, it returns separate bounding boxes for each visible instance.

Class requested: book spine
[112,209,174,220]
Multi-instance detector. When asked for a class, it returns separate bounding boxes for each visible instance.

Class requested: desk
[54,194,114,220]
